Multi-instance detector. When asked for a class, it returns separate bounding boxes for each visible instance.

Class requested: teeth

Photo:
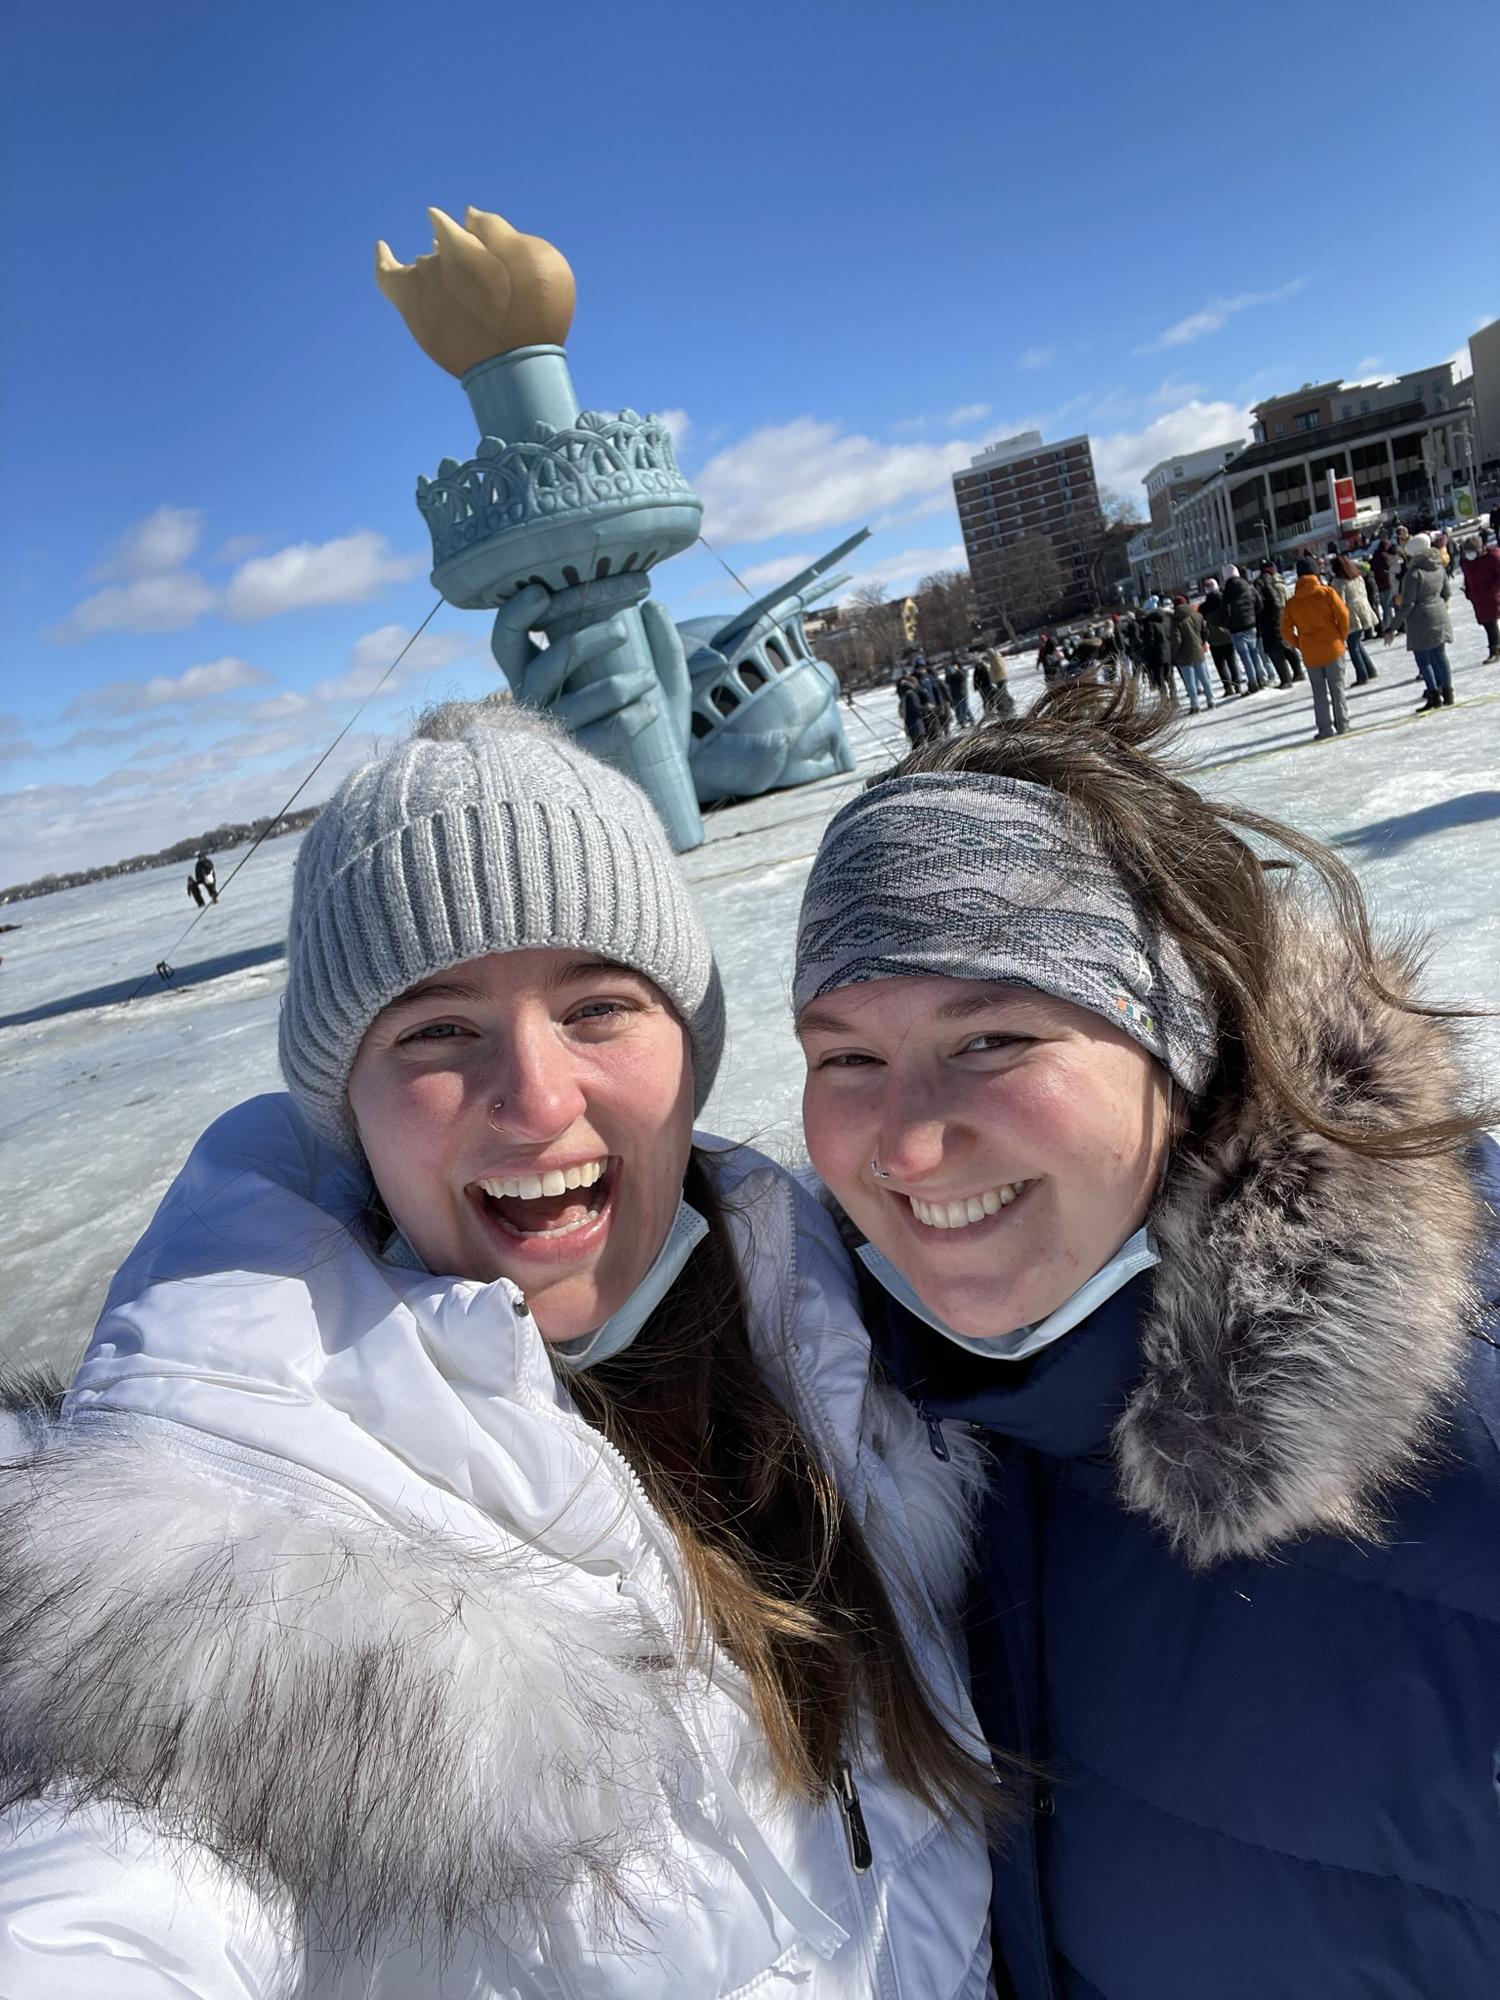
[909,1182,1027,1230]
[479,1158,606,1201]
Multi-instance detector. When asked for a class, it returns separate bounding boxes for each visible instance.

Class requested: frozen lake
[4,619,1497,1375]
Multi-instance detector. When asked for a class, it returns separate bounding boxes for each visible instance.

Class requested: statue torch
[377,208,705,850]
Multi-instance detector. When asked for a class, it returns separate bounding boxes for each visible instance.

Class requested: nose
[481,1015,587,1146]
[874,1072,954,1185]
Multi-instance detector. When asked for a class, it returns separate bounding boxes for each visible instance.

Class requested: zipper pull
[918,1404,950,1461]
[835,1762,873,1873]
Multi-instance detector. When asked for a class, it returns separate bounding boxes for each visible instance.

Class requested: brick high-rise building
[953,430,1103,631]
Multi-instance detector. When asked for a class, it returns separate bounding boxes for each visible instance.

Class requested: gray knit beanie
[280,699,724,1154]
[794,771,1218,1094]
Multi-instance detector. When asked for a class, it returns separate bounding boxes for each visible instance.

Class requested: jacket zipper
[835,1762,873,1873]
[917,1403,949,1461]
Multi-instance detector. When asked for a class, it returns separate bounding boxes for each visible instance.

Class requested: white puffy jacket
[0,1094,995,1999]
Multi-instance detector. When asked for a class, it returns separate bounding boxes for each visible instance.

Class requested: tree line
[1,806,322,906]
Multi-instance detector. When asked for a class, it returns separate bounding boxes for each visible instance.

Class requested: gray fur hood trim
[1117,903,1489,1567]
[0,1418,687,1949]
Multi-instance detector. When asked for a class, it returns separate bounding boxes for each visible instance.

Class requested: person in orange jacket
[1281,557,1352,739]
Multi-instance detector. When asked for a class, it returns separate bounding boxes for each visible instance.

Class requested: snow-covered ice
[3,617,1497,1376]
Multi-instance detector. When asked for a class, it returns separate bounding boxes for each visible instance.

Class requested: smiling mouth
[905,1180,1031,1232]
[473,1158,613,1240]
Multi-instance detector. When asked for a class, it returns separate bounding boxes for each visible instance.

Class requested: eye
[397,1020,470,1045]
[959,1032,1031,1056]
[568,997,632,1024]
[815,1050,881,1070]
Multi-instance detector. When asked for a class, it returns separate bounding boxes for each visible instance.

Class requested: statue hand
[639,598,692,741]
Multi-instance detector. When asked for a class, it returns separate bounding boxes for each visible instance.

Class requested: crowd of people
[894,646,1016,745]
[1043,520,1499,743]
[886,519,1499,756]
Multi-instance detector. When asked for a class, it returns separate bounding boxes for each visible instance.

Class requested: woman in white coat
[0,701,998,1999]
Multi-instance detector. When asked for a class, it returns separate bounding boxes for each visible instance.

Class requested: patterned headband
[794,772,1218,1094]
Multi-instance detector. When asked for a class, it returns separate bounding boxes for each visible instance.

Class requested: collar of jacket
[868,898,1491,1569]
[882,1269,1156,1462]
[63,1097,878,1570]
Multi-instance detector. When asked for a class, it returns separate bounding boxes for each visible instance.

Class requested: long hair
[569,1153,1005,1824]
[881,678,1488,1160]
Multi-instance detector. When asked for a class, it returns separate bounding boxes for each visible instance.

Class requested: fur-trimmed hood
[857,897,1494,1568]
[0,1105,995,1995]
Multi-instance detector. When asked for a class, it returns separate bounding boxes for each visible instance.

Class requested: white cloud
[657,408,691,450]
[214,532,265,565]
[67,655,274,720]
[223,532,426,622]
[734,553,817,594]
[51,569,220,640]
[92,505,205,580]
[1136,278,1306,354]
[1091,398,1253,497]
[3,735,392,884]
[695,418,977,545]
[308,624,477,704]
[946,401,991,427]
[1018,346,1056,370]
[840,542,968,601]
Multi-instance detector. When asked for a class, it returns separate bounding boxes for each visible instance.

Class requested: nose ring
[487,1099,506,1131]
[870,1158,891,1181]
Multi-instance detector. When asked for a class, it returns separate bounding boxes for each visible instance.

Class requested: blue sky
[2,0,1490,880]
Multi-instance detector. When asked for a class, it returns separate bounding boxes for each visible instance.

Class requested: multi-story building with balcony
[1131,363,1476,592]
[953,430,1103,630]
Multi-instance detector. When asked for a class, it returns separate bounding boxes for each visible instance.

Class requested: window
[1341,406,1352,420]
[1294,412,1320,433]
[1360,400,1371,414]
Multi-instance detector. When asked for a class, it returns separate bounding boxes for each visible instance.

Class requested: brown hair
[882,678,1488,1160]
[569,1153,1005,1823]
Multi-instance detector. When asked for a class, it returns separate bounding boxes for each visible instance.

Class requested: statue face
[688,626,854,798]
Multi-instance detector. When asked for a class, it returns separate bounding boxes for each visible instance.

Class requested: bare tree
[845,583,906,673]
[1085,488,1146,606]
[991,533,1065,634]
[914,568,978,655]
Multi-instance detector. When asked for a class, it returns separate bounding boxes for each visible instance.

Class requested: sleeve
[0,1800,301,2000]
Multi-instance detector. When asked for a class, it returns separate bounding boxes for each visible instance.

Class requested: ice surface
[3,616,1497,1376]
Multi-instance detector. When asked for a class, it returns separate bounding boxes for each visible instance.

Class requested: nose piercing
[870,1159,891,1181]
[487,1099,506,1131]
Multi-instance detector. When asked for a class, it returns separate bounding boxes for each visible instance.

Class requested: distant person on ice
[193,852,218,903]
[0,701,999,1999]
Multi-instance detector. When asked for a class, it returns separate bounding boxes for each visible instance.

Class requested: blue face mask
[550,1199,709,1372]
[384,1199,709,1374]
[857,1225,1158,1363]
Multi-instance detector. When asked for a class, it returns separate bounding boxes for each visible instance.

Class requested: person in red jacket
[1280,557,1352,740]
[1459,537,1500,663]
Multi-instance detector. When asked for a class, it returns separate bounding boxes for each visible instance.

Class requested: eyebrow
[378,958,651,1017]
[797,985,1040,1038]
[378,977,487,1015]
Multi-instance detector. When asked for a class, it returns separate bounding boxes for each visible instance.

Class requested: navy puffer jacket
[872,912,1500,2000]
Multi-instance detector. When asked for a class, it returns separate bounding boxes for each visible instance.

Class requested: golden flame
[375,207,577,376]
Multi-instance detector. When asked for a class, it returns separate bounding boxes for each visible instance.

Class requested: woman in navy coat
[793,680,1500,2000]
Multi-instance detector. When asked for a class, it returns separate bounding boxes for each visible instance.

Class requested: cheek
[802,1080,868,1196]
[350,1063,469,1183]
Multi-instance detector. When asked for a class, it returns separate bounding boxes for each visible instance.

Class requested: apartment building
[954,430,1103,628]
